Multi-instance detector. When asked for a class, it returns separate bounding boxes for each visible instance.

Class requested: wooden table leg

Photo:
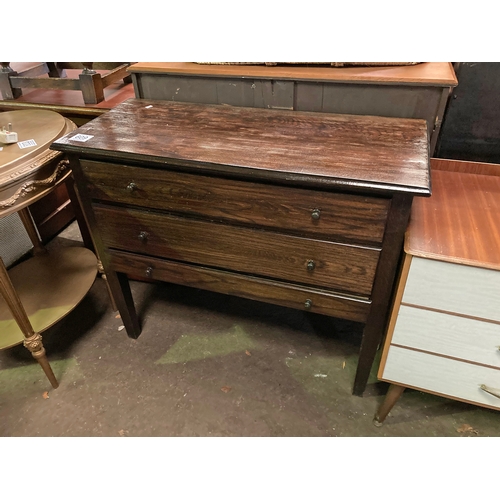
[108,270,141,338]
[64,174,117,311]
[18,207,47,256]
[373,384,405,426]
[64,174,95,253]
[0,257,59,388]
[0,63,22,99]
[79,65,104,105]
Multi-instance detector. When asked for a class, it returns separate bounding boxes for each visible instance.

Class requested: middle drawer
[93,204,380,297]
[81,159,390,246]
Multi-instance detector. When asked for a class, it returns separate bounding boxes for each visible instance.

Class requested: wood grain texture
[93,204,380,297]
[51,99,430,196]
[352,193,413,396]
[127,62,458,86]
[406,169,500,269]
[59,101,430,396]
[67,154,141,338]
[109,250,371,323]
[81,159,390,246]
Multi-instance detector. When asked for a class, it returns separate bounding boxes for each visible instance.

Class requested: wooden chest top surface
[51,99,430,196]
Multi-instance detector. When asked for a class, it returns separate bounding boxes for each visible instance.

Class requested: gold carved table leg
[0,256,59,388]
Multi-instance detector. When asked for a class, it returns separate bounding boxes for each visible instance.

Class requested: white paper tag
[18,139,37,149]
[70,134,94,142]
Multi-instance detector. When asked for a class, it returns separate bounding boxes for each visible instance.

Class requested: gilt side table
[0,109,98,388]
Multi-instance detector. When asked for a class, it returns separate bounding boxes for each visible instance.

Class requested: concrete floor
[1,221,499,437]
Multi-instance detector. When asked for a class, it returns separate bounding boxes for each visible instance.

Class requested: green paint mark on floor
[156,324,257,365]
[0,358,84,396]
[285,350,382,405]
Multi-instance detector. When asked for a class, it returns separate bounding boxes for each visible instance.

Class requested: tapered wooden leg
[18,207,47,256]
[0,257,58,388]
[106,270,141,338]
[373,384,405,426]
[353,194,412,396]
[65,175,117,310]
[64,175,95,253]
[97,259,118,311]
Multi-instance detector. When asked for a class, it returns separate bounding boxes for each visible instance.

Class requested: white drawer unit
[402,257,500,322]
[375,161,500,425]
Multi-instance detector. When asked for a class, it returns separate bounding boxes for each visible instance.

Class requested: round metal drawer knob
[138,231,149,242]
[307,260,315,271]
[304,299,312,309]
[311,208,321,221]
[126,182,137,192]
[145,266,153,277]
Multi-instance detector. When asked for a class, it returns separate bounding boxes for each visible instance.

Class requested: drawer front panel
[403,257,500,322]
[381,346,500,410]
[94,204,380,296]
[109,250,371,323]
[392,305,500,368]
[80,159,390,246]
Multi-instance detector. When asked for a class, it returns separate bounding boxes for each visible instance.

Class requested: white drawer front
[403,257,500,322]
[382,346,500,410]
[392,305,500,368]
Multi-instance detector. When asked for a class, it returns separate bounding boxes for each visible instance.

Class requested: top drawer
[403,257,500,322]
[80,159,390,246]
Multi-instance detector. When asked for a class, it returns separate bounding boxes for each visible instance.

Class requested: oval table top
[0,109,76,217]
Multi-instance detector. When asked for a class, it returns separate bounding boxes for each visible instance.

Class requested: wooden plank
[51,99,430,196]
[101,65,129,87]
[127,62,458,86]
[406,169,500,268]
[57,63,128,70]
[9,76,81,90]
[391,305,500,368]
[402,257,500,321]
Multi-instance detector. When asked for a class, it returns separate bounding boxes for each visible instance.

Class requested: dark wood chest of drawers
[51,98,430,396]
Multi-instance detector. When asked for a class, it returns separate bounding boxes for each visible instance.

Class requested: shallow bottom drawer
[381,346,500,411]
[109,250,371,323]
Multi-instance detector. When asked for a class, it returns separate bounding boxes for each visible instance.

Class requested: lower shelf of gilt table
[0,246,97,350]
